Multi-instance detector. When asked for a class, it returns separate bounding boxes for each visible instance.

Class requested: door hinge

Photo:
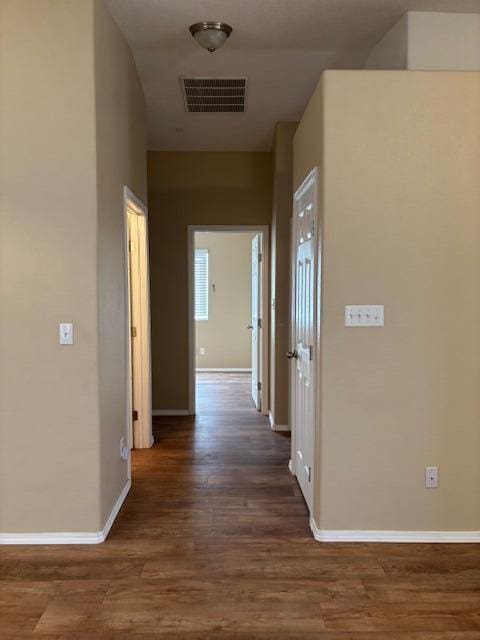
[309,345,313,360]
[128,239,133,252]
[258,318,262,329]
[258,252,262,263]
[132,409,138,421]
[257,381,262,391]
[131,326,137,338]
[306,465,311,482]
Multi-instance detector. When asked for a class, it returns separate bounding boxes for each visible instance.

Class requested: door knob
[247,324,254,330]
[286,350,298,359]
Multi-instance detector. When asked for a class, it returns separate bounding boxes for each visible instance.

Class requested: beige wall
[366,12,480,70]
[148,152,272,410]
[93,0,147,525]
[270,123,297,428]
[408,13,480,70]
[294,71,480,532]
[195,232,254,370]
[0,0,100,533]
[365,14,408,70]
[0,0,146,534]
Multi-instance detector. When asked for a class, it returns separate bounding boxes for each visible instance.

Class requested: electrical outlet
[120,437,129,461]
[59,322,74,345]
[425,466,438,488]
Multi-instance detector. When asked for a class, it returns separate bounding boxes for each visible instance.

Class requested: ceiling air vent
[181,76,247,113]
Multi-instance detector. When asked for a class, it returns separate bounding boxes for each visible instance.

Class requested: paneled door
[251,233,262,410]
[290,168,319,511]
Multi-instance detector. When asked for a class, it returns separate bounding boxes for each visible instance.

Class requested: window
[194,249,209,321]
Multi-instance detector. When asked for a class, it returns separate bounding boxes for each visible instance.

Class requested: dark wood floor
[2,372,480,639]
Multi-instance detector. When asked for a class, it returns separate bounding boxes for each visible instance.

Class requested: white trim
[0,480,131,545]
[123,186,153,451]
[188,225,270,416]
[101,479,131,541]
[268,411,290,432]
[288,459,294,474]
[196,368,252,372]
[309,516,480,543]
[152,409,189,416]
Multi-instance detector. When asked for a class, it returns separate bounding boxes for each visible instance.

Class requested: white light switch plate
[345,305,384,327]
[59,323,74,345]
[425,466,439,489]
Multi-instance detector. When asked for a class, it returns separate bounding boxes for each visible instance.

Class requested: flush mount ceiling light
[189,22,232,53]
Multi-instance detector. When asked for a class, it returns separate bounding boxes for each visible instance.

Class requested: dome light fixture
[189,21,233,53]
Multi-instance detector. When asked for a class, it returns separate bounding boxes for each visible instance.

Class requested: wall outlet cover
[425,466,439,488]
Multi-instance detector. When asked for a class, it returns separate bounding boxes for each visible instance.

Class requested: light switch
[59,323,74,345]
[345,305,384,327]
[425,466,439,489]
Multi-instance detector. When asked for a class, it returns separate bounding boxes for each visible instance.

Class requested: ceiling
[104,0,480,151]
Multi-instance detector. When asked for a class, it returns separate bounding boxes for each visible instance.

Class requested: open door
[289,168,319,512]
[126,193,153,449]
[251,233,262,410]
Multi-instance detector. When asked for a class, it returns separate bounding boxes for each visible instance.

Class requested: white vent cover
[181,76,247,113]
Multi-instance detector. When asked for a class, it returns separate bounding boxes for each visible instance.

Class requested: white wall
[366,12,480,71]
[195,232,255,370]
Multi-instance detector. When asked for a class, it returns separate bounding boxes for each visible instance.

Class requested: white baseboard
[0,479,131,545]
[101,479,131,541]
[152,409,189,416]
[288,459,294,474]
[309,516,480,543]
[268,411,290,432]
[196,368,252,372]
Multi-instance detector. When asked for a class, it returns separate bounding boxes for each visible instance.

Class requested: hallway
[2,374,480,637]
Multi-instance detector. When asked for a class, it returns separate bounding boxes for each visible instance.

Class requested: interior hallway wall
[148,152,272,411]
[0,0,100,534]
[270,123,297,429]
[0,0,146,535]
[93,0,147,525]
[366,12,480,70]
[195,232,255,370]
[294,70,480,533]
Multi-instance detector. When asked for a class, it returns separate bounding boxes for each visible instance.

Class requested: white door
[251,233,262,410]
[290,169,318,511]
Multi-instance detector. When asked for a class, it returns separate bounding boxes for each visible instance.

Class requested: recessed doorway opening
[188,226,269,417]
[124,187,153,450]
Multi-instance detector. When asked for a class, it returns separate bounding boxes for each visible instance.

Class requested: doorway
[188,226,269,416]
[124,187,153,449]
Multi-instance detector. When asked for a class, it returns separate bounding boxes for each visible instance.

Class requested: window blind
[194,249,209,321]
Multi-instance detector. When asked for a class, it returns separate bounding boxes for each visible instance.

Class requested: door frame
[289,167,321,478]
[123,186,153,451]
[187,225,270,416]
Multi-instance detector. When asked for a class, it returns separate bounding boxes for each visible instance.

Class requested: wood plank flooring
[2,372,480,639]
